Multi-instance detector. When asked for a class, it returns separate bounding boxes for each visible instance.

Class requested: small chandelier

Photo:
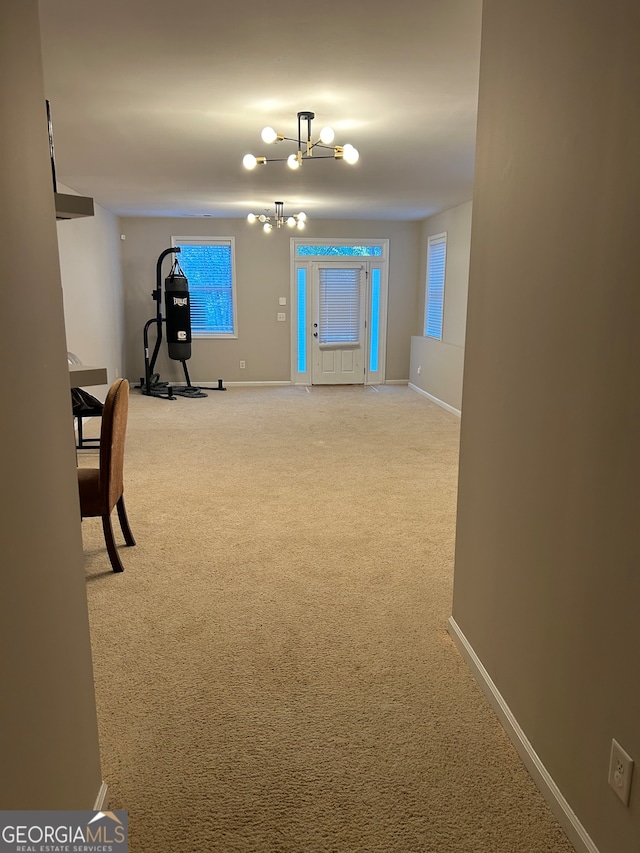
[242,110,359,171]
[247,201,307,232]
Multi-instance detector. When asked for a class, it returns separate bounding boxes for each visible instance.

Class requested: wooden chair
[77,378,136,572]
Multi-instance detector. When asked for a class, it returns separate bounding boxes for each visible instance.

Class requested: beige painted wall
[119,217,420,385]
[409,338,466,413]
[57,184,126,401]
[409,200,472,410]
[0,0,102,808]
[452,2,640,851]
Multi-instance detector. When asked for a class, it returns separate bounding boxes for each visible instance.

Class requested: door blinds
[318,267,362,345]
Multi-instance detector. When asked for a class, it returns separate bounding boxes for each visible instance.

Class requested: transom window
[296,244,383,257]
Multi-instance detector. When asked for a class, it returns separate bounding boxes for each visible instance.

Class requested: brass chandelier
[242,110,359,171]
[247,201,307,232]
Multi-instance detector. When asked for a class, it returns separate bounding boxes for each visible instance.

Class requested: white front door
[311,263,366,385]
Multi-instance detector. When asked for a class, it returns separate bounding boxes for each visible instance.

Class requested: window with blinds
[424,233,447,340]
[172,238,236,336]
[318,267,362,346]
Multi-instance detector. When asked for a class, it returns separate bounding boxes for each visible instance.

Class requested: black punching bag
[165,267,192,361]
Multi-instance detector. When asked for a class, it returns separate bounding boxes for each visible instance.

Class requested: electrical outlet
[277,313,286,321]
[239,360,245,369]
[608,739,634,805]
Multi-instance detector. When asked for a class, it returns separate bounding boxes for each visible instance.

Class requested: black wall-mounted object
[46,99,57,193]
[47,100,94,220]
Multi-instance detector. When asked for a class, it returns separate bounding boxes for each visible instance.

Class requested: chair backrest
[99,378,130,511]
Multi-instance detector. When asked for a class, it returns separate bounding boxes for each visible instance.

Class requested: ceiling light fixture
[242,111,359,171]
[247,201,307,232]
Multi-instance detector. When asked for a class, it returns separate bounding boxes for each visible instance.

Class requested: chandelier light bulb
[261,126,278,144]
[342,144,359,164]
[319,126,335,145]
[287,153,300,170]
[247,213,256,223]
[263,222,272,233]
[286,216,296,227]
[243,154,257,170]
[297,220,305,230]
[258,214,266,223]
[297,211,307,221]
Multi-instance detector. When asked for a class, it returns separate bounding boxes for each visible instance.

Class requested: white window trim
[171,236,238,338]
[424,231,447,341]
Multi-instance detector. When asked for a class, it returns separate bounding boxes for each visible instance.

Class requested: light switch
[279,297,287,305]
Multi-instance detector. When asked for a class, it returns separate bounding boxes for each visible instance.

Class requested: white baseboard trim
[221,381,291,387]
[171,380,291,388]
[383,379,409,386]
[93,781,108,811]
[408,383,461,417]
[447,617,599,853]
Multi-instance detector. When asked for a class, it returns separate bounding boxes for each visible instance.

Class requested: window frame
[424,232,447,341]
[171,236,238,339]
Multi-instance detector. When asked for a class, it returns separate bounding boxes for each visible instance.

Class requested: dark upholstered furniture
[68,353,104,449]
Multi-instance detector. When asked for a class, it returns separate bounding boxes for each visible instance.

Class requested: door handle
[313,332,318,337]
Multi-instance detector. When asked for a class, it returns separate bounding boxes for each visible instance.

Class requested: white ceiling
[37,0,482,221]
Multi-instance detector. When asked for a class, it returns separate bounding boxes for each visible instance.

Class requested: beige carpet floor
[79,384,575,852]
